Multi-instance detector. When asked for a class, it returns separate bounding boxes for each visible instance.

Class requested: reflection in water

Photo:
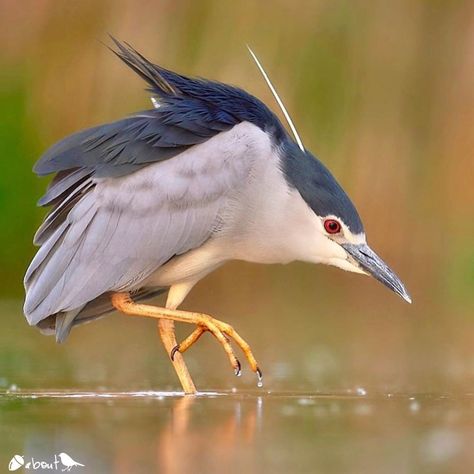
[0,391,473,473]
[0,391,265,473]
[154,396,259,474]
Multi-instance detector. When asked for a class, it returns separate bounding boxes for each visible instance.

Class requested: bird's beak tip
[401,291,412,304]
[342,243,412,304]
[390,274,412,304]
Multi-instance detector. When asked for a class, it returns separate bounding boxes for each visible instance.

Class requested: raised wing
[24,39,283,326]
[25,121,272,325]
[33,39,285,181]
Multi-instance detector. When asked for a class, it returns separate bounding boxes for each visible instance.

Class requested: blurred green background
[0,0,473,393]
[1,1,473,473]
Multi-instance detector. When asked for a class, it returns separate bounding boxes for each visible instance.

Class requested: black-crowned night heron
[24,39,411,394]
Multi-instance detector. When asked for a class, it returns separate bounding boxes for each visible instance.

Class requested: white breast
[146,124,324,290]
[214,145,322,264]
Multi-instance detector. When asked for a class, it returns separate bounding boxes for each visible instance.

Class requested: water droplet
[410,400,420,412]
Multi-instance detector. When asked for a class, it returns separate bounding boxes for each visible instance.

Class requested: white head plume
[247,46,305,152]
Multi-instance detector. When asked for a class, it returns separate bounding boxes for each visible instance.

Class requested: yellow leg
[157,319,196,394]
[170,326,206,359]
[111,292,262,389]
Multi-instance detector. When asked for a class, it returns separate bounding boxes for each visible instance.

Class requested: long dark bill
[341,243,412,303]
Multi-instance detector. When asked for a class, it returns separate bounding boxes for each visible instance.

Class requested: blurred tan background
[0,0,472,393]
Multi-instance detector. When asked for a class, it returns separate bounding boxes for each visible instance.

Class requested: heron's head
[281,140,411,303]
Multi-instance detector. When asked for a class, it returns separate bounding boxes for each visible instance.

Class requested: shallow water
[0,290,473,474]
[1,389,473,473]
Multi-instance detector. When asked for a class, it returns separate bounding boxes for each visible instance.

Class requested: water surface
[1,389,472,473]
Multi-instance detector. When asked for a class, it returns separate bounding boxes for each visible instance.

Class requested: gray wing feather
[38,168,91,206]
[33,115,214,179]
[24,122,269,325]
[34,178,94,245]
[24,39,281,332]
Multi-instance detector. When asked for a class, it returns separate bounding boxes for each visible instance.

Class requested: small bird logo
[58,453,85,471]
[8,455,24,471]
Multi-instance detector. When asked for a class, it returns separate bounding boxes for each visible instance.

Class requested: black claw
[170,345,180,361]
[256,367,263,387]
[234,360,242,377]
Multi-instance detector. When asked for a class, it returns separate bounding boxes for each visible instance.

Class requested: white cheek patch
[343,230,366,245]
[312,214,368,273]
[336,220,365,245]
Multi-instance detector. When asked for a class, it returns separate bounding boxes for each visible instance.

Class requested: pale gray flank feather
[24,122,270,327]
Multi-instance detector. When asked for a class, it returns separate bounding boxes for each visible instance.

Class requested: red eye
[324,219,341,234]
